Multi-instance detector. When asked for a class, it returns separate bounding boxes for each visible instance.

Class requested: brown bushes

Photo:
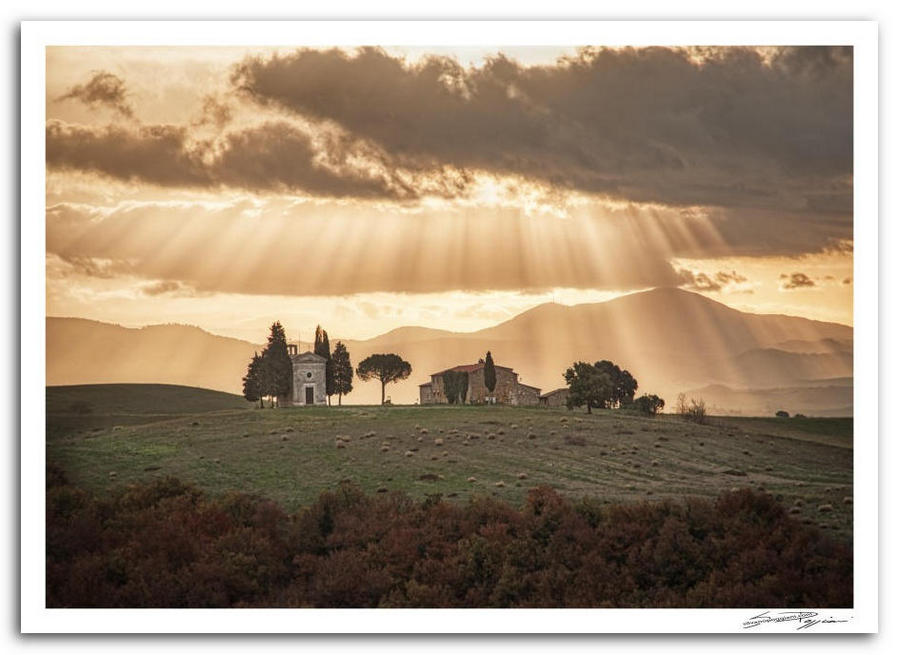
[46,465,852,609]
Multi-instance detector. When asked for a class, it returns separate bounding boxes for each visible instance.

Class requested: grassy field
[46,384,854,540]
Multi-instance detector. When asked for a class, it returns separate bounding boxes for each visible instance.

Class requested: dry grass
[46,389,853,541]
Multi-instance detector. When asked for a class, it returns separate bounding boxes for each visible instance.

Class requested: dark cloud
[51,254,133,279]
[715,270,748,285]
[57,71,135,119]
[46,120,411,199]
[141,280,183,296]
[231,46,852,216]
[677,268,748,292]
[780,272,816,289]
[677,269,721,292]
[46,47,854,259]
[192,94,233,129]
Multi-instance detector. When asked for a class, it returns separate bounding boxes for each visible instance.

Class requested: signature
[742,610,850,630]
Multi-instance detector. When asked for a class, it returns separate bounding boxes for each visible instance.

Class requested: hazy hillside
[47,288,853,414]
[47,318,260,392]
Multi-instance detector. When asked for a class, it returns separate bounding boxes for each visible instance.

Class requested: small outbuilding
[539,387,570,408]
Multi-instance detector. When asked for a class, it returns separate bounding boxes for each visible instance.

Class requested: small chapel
[285,344,327,406]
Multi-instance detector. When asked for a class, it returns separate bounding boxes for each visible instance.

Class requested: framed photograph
[21,20,878,633]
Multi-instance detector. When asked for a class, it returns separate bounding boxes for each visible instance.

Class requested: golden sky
[45,45,853,343]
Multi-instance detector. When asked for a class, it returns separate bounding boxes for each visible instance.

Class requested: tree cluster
[441,370,469,404]
[563,360,638,413]
[47,467,853,608]
[632,394,666,416]
[242,322,293,407]
[243,322,355,407]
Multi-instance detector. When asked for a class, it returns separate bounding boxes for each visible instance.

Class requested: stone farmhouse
[419,361,541,405]
[283,344,327,406]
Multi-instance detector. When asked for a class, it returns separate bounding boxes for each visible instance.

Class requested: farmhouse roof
[430,362,514,376]
[518,383,542,392]
[540,388,569,399]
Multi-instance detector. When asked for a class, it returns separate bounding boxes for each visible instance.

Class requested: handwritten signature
[742,610,850,630]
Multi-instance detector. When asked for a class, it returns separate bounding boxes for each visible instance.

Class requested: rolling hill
[47,288,853,414]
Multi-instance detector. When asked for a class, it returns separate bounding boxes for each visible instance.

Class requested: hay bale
[510,424,518,429]
[817,504,834,513]
[419,473,439,481]
[336,442,346,449]
[497,429,505,435]
[376,487,388,493]
[495,481,506,488]
[281,435,289,441]
[404,450,415,457]
[380,446,390,452]
[795,499,804,506]
[788,507,801,515]
[486,433,495,440]
[651,460,660,467]
[434,437,444,446]
[527,433,537,440]
[516,472,528,480]
[467,476,477,483]
[420,428,429,435]
[442,451,449,457]
[843,496,853,505]
[285,426,295,433]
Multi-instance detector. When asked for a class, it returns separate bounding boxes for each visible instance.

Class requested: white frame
[21,20,878,634]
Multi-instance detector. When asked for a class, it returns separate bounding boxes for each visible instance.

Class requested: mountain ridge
[47,288,853,414]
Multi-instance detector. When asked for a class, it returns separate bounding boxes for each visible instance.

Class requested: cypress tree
[314,325,335,404]
[262,322,293,406]
[484,351,497,400]
[242,351,264,408]
[332,342,353,406]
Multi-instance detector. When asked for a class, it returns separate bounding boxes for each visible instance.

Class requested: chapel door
[305,386,314,405]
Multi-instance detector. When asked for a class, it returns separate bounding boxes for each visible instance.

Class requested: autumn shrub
[46,468,852,608]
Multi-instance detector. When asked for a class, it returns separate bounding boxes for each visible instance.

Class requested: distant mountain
[47,288,853,414]
[47,317,261,393]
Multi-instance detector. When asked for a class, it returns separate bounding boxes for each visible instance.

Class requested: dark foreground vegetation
[47,466,852,608]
